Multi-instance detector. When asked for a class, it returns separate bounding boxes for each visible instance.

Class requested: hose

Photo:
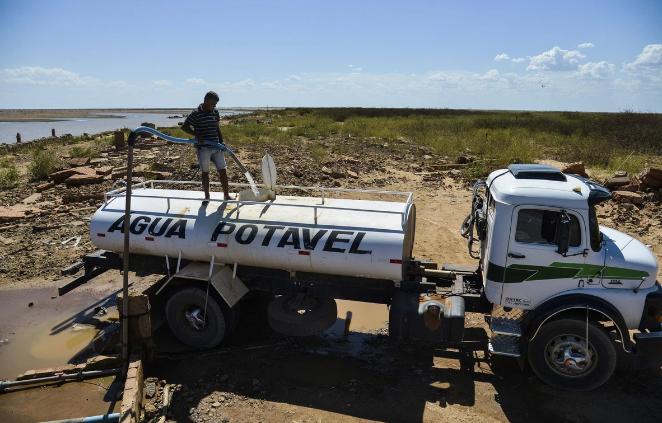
[128,126,260,196]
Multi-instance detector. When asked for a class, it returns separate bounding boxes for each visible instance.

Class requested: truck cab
[466,164,662,389]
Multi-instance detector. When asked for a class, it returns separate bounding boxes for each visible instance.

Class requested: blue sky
[0,0,661,111]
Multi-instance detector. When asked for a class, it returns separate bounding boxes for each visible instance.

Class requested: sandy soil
[0,128,660,422]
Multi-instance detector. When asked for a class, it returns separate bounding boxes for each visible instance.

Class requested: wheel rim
[184,307,206,331]
[544,333,596,377]
[284,295,319,316]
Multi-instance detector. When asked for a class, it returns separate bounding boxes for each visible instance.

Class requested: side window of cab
[515,209,581,247]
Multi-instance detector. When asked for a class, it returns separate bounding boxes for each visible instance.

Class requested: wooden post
[343,311,353,338]
[114,130,126,150]
[51,128,56,137]
[16,132,21,144]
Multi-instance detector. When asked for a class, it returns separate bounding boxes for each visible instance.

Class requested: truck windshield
[589,205,602,251]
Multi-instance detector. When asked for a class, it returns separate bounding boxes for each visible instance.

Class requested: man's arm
[181,113,198,139]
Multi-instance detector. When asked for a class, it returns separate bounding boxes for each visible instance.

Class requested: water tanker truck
[81,128,662,391]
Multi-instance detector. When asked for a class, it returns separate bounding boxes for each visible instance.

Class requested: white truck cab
[460,164,662,389]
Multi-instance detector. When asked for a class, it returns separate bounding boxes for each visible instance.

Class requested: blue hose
[128,126,260,195]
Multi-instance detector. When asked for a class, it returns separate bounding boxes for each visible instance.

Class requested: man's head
[202,91,219,112]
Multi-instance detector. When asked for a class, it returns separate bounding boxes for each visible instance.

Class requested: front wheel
[528,318,616,391]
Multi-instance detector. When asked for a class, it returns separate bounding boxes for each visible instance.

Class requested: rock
[36,182,54,192]
[151,162,176,172]
[50,168,82,183]
[456,154,474,164]
[0,235,15,245]
[141,122,156,129]
[211,401,221,408]
[64,168,103,186]
[21,193,42,204]
[612,190,644,205]
[561,162,588,178]
[638,167,662,189]
[144,381,157,398]
[0,206,26,223]
[620,182,641,192]
[146,171,173,179]
[604,176,630,190]
[614,170,628,177]
[423,155,432,160]
[95,166,113,176]
[144,403,157,414]
[68,157,90,167]
[347,170,359,179]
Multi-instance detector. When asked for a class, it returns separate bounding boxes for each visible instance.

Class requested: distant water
[0,110,243,144]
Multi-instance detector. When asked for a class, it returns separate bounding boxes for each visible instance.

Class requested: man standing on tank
[181,91,232,202]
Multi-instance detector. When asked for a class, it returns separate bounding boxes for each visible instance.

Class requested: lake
[0,110,244,144]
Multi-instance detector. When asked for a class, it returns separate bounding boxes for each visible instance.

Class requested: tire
[165,287,229,349]
[267,294,337,337]
[528,318,617,391]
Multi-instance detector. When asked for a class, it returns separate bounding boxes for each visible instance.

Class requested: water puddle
[318,300,390,357]
[0,287,119,380]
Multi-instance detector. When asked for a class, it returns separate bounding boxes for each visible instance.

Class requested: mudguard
[524,293,632,350]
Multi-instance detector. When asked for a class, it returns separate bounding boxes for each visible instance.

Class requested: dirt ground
[0,128,661,422]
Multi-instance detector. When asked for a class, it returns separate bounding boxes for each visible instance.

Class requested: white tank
[90,187,416,281]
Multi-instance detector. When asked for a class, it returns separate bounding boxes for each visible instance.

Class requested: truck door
[500,206,587,309]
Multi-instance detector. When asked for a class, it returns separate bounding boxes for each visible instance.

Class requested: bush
[0,156,19,189]
[70,145,94,158]
[30,148,57,180]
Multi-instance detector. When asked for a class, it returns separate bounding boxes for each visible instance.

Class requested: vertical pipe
[121,133,136,368]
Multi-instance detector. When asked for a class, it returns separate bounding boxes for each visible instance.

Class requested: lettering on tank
[107,215,187,239]
[209,220,372,255]
[105,215,373,254]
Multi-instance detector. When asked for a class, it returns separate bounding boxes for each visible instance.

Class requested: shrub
[30,148,57,180]
[70,145,94,158]
[0,156,19,189]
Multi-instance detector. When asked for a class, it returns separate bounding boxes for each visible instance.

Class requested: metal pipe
[122,132,136,369]
[0,368,120,391]
[420,268,457,279]
[39,412,120,423]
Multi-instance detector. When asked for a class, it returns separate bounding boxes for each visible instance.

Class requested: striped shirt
[184,105,223,143]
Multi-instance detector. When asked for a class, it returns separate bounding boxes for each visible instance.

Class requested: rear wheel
[528,318,616,391]
[267,294,337,336]
[165,287,230,349]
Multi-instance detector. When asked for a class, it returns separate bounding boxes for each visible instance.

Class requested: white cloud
[185,77,206,85]
[578,42,595,49]
[153,79,172,86]
[625,44,662,71]
[0,66,97,86]
[494,53,510,61]
[526,46,586,71]
[577,61,614,79]
[511,57,526,63]
[348,64,363,72]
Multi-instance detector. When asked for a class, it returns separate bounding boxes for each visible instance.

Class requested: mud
[0,376,121,423]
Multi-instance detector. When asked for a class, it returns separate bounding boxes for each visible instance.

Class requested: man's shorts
[197,145,226,172]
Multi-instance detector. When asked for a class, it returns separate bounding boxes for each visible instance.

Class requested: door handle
[508,252,525,259]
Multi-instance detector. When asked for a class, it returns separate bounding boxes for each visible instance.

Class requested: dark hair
[204,91,220,102]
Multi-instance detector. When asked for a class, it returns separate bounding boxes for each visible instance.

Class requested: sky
[0,0,661,111]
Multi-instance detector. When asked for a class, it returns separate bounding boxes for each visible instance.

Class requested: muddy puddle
[333,300,389,333]
[0,375,121,423]
[0,286,119,380]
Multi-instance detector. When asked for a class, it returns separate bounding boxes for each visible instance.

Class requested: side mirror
[556,211,571,255]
